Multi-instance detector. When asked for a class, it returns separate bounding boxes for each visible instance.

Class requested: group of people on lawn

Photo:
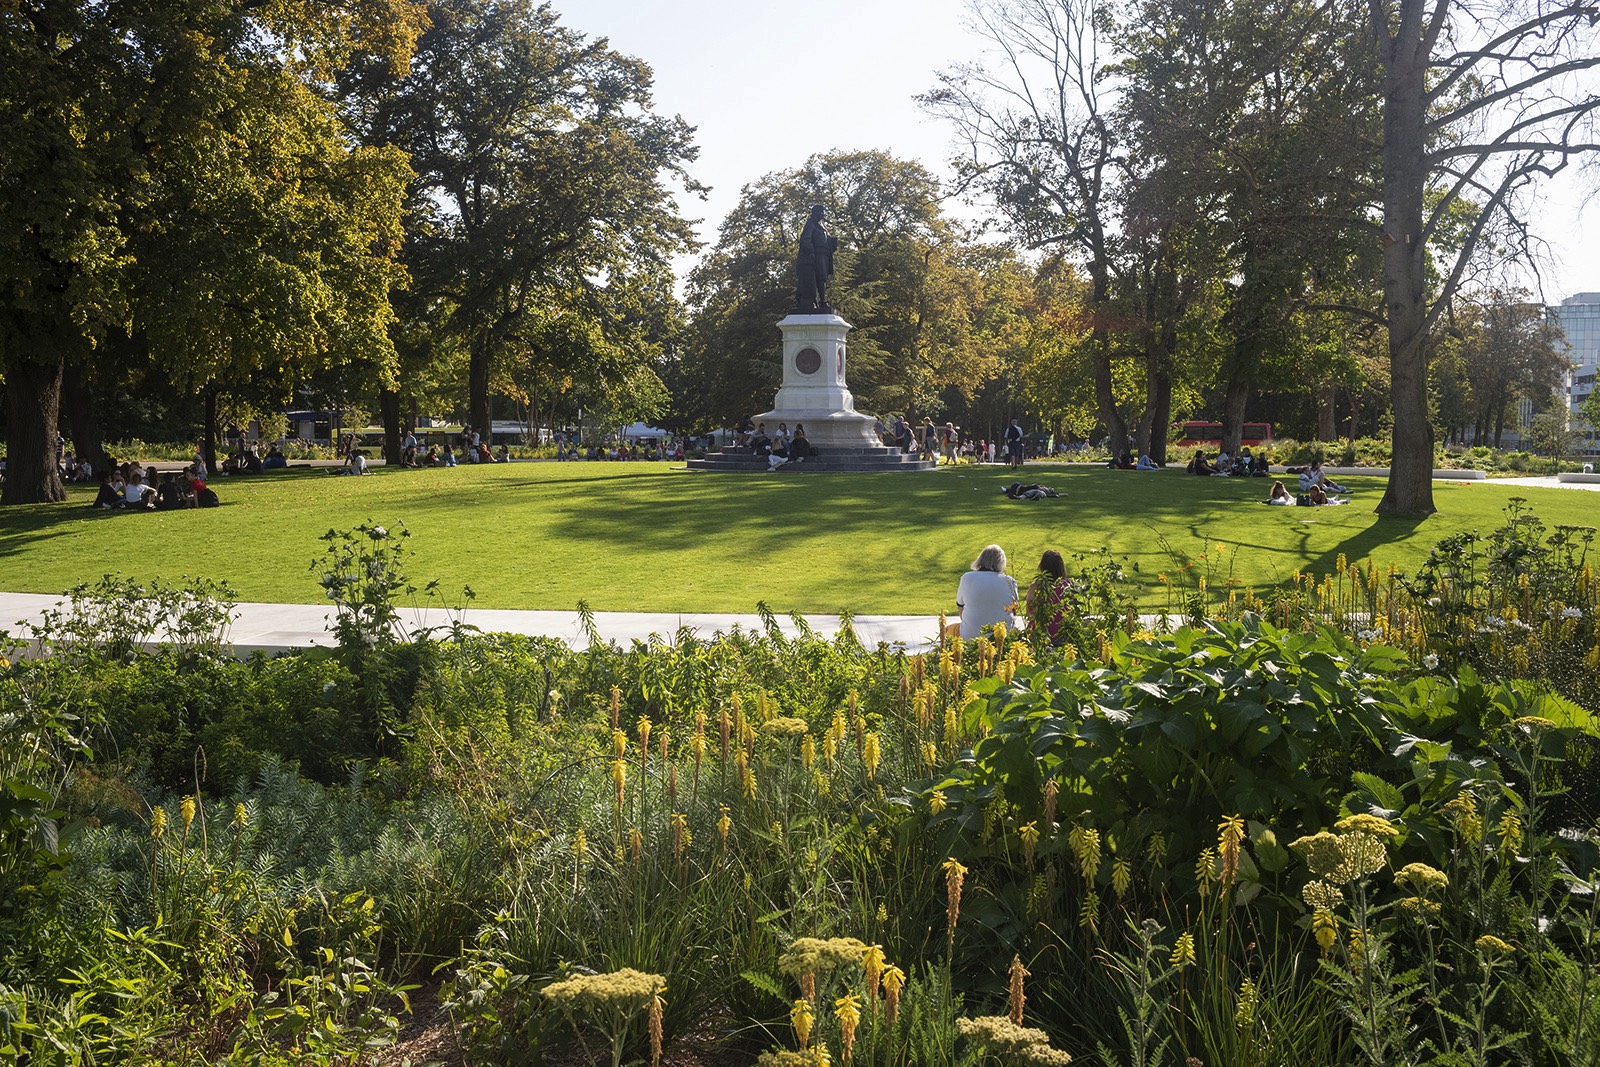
[93,461,217,511]
[393,428,504,469]
[1184,447,1271,477]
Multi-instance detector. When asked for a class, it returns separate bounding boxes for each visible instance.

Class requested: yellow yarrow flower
[1335,813,1400,838]
[180,795,196,833]
[1169,932,1195,968]
[929,790,947,816]
[149,807,167,840]
[1475,934,1515,956]
[863,732,881,779]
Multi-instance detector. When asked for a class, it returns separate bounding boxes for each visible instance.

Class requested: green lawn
[1,462,1593,614]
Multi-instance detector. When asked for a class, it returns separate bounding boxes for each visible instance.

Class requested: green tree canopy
[337,0,700,442]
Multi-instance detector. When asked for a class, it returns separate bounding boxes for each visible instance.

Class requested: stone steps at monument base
[686,449,937,473]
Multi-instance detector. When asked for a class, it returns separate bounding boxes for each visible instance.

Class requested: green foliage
[5,518,1600,1062]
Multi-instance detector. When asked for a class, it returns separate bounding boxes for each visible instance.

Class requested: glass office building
[1551,292,1600,455]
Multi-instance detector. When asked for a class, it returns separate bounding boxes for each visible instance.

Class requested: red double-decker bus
[1174,421,1273,448]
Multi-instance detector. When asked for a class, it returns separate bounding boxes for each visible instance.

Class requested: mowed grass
[0,462,1593,614]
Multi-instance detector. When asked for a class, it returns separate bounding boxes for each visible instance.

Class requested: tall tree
[339,0,699,441]
[1454,291,1570,446]
[1113,0,1382,458]
[1367,0,1600,515]
[1,0,422,502]
[922,0,1133,454]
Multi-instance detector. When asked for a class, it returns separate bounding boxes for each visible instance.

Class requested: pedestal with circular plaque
[687,312,935,472]
[753,313,879,450]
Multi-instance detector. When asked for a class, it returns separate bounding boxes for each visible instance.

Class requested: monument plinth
[753,313,879,450]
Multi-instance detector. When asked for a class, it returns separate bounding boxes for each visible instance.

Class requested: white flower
[1357,629,1378,642]
[1484,615,1506,630]
[1511,619,1532,632]
[1423,653,1440,670]
[323,681,337,695]
[1561,607,1583,620]
[370,526,387,539]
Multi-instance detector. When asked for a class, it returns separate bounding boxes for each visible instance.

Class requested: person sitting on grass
[1025,549,1069,647]
[1186,450,1217,475]
[1108,451,1135,470]
[155,471,187,510]
[93,471,121,509]
[263,444,288,470]
[1300,459,1348,494]
[1265,480,1294,506]
[331,450,368,475]
[956,544,1019,640]
[120,472,155,510]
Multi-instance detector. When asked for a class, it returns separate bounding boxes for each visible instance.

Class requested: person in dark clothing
[749,424,773,457]
[155,472,187,510]
[93,472,120,509]
[1005,419,1025,469]
[787,424,818,464]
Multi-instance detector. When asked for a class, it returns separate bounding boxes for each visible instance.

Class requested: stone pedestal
[753,314,879,449]
[686,311,934,472]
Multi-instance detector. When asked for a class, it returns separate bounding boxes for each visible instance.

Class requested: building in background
[1550,292,1600,456]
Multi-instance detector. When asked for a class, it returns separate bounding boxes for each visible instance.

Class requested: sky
[561,0,1599,304]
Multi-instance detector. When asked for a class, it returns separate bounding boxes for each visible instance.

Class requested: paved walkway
[1488,474,1600,492]
[0,591,942,655]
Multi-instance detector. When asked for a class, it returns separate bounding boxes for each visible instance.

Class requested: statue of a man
[794,204,838,311]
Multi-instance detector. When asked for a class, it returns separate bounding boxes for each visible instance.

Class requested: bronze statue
[794,204,839,312]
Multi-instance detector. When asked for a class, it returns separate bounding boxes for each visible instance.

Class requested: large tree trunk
[1148,369,1172,466]
[61,361,112,476]
[380,388,402,466]
[1221,375,1250,458]
[468,337,492,446]
[1088,266,1129,457]
[1317,382,1337,441]
[1375,1,1436,516]
[2,357,68,504]
[201,388,219,477]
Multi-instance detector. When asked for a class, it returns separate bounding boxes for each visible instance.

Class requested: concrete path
[0,591,943,655]
[1490,474,1600,492]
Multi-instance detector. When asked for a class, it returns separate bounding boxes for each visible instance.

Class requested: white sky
[562,0,1599,304]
